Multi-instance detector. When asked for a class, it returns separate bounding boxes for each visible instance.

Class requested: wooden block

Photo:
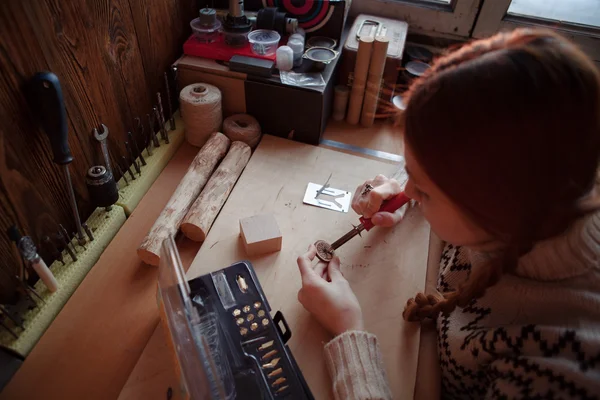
[239,214,282,256]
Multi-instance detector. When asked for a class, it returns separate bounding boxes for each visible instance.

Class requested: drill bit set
[111,71,187,216]
[0,69,183,353]
[89,72,177,198]
[158,237,314,400]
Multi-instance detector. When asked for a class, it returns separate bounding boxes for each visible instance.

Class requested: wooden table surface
[2,122,441,400]
[120,134,431,400]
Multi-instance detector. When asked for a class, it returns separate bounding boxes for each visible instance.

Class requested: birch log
[181,141,252,242]
[137,132,230,266]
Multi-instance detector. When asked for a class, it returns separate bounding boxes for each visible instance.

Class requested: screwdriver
[315,192,411,262]
[29,72,86,245]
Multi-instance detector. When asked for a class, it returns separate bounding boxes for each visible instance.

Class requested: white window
[472,0,600,63]
[351,0,481,37]
[352,0,600,64]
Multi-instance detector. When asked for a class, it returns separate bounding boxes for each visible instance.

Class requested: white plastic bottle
[276,46,294,71]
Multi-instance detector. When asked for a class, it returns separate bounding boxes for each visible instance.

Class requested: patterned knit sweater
[324,211,600,399]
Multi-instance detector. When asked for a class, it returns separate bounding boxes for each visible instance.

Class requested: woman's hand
[297,244,364,337]
[352,174,407,227]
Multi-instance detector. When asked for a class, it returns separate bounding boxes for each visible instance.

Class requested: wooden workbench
[2,122,441,399]
[121,134,431,399]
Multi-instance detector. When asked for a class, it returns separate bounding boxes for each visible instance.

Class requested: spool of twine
[180,83,222,147]
[223,114,262,149]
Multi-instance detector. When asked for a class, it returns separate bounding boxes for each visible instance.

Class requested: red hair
[401,29,600,322]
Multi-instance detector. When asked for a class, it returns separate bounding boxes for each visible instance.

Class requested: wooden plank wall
[0,0,198,302]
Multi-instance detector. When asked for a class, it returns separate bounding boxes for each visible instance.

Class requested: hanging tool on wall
[82,223,94,241]
[314,192,411,262]
[56,229,76,262]
[42,236,64,266]
[93,124,112,175]
[125,140,141,176]
[8,226,59,293]
[28,72,86,245]
[88,124,119,210]
[135,117,151,157]
[154,105,169,144]
[122,156,136,180]
[86,165,118,211]
[128,130,146,166]
[147,113,160,149]
[164,72,175,130]
[59,224,78,259]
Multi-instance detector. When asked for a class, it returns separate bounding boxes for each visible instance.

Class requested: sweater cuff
[324,331,393,400]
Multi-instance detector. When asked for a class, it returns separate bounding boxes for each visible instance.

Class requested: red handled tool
[315,192,411,261]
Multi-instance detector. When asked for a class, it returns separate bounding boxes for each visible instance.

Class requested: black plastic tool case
[190,262,313,399]
[158,237,314,400]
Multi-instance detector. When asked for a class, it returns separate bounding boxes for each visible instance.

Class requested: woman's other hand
[297,244,364,337]
[352,174,406,227]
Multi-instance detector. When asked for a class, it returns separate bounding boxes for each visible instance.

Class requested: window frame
[472,0,600,63]
[350,0,482,37]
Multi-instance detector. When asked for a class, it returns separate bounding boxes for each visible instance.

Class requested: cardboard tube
[360,36,390,127]
[333,85,350,121]
[346,36,374,125]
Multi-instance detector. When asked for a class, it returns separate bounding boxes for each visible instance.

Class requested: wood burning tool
[315,192,410,262]
[29,72,86,245]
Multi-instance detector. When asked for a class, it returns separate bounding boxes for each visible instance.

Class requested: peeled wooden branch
[137,132,230,266]
[181,141,252,242]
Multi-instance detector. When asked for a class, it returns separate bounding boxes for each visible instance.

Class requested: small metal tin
[303,47,339,71]
[404,60,431,80]
[306,36,337,49]
[405,45,433,63]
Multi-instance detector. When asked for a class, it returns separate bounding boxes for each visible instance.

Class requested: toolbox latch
[273,311,292,343]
